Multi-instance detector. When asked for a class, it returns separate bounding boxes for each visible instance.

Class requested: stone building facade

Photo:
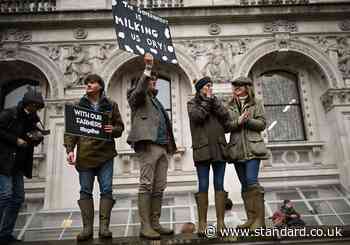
[1,0,350,240]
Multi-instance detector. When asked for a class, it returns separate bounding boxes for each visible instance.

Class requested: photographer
[0,90,45,244]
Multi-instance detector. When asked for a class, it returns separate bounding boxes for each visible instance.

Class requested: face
[232,83,248,97]
[286,202,293,208]
[85,80,102,95]
[26,103,43,113]
[148,77,157,92]
[200,83,213,96]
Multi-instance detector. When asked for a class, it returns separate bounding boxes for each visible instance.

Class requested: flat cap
[231,76,253,86]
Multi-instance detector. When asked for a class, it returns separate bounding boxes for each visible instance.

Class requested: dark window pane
[262,72,300,105]
[261,71,305,142]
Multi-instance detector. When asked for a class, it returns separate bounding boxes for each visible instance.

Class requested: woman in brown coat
[226,76,269,231]
[187,76,232,235]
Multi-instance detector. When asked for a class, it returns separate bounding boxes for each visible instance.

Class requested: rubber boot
[237,191,255,229]
[138,193,160,239]
[194,192,208,236]
[215,191,226,235]
[249,185,266,231]
[99,198,115,239]
[77,199,94,241]
[151,195,174,235]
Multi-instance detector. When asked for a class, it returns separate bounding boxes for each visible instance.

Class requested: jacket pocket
[192,142,210,162]
[225,133,240,161]
[247,136,267,156]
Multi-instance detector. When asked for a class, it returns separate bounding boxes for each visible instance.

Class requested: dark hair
[225,197,233,211]
[83,74,105,91]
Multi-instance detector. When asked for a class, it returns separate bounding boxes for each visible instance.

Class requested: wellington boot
[249,185,266,231]
[215,191,226,235]
[99,198,115,239]
[77,199,94,241]
[138,193,161,239]
[195,192,208,236]
[237,191,255,229]
[151,195,174,235]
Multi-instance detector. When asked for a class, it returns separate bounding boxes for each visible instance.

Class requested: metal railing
[0,0,56,13]
[128,0,184,8]
[240,0,309,5]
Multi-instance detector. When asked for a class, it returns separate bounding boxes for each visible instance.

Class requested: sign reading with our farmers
[112,0,178,64]
[64,104,111,141]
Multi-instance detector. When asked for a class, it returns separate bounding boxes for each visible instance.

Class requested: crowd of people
[0,52,305,244]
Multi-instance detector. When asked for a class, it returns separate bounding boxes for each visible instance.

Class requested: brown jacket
[226,98,269,162]
[64,95,124,169]
[127,73,177,154]
[187,94,232,164]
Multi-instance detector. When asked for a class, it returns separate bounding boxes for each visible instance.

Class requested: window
[260,71,306,142]
[155,77,172,121]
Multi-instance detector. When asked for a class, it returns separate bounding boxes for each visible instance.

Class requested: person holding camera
[127,53,177,239]
[0,90,45,244]
[64,74,124,241]
[187,77,233,236]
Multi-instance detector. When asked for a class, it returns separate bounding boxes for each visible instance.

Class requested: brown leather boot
[99,198,115,239]
[237,191,255,229]
[138,193,160,239]
[215,191,226,235]
[195,192,208,236]
[249,185,266,231]
[151,195,174,235]
[77,199,94,241]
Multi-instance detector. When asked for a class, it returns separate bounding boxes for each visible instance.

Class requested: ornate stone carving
[336,37,350,79]
[339,20,350,31]
[90,44,114,63]
[321,89,350,112]
[201,39,236,82]
[264,20,297,33]
[63,44,92,87]
[181,40,208,61]
[274,33,293,51]
[48,46,62,61]
[73,28,88,40]
[208,23,221,35]
[0,29,32,43]
[0,42,20,60]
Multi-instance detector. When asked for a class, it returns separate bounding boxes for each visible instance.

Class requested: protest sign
[112,0,178,64]
[64,104,111,140]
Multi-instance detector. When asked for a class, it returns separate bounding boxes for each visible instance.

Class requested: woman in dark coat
[226,76,269,230]
[187,76,232,235]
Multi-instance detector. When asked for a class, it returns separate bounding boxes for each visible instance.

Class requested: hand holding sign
[144,52,154,68]
[67,152,76,165]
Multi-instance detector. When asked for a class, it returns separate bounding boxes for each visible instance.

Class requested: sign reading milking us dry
[112,0,178,64]
[64,104,111,140]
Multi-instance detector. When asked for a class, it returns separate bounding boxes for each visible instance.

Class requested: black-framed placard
[64,104,111,140]
[112,0,178,64]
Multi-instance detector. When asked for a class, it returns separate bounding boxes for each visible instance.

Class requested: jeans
[78,159,114,200]
[234,159,261,192]
[0,174,25,238]
[196,162,226,192]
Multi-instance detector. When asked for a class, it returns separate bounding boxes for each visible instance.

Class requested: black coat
[187,94,233,164]
[0,102,39,178]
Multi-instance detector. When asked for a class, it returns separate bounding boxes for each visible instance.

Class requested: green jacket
[64,95,124,169]
[226,98,269,162]
[127,73,177,154]
[187,94,232,164]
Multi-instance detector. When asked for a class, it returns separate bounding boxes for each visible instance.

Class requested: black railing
[0,0,56,13]
[240,0,309,5]
[128,0,184,8]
